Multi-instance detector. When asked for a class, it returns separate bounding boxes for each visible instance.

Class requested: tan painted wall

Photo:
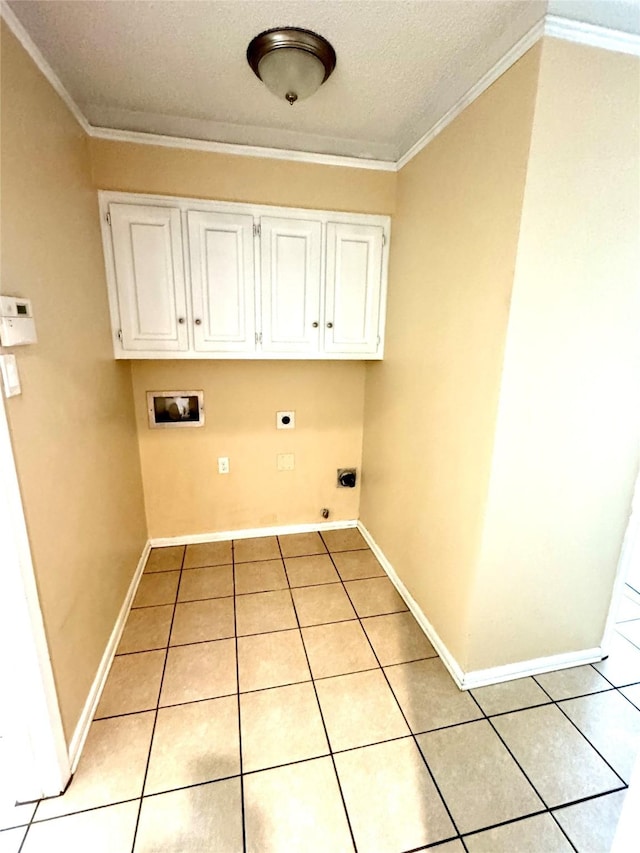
[0,25,147,741]
[89,140,393,537]
[468,39,640,669]
[360,46,542,666]
[131,361,365,538]
[89,138,396,215]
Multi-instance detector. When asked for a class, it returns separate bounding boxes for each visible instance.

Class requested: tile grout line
[232,542,247,853]
[318,531,467,852]
[129,544,186,852]
[276,534,359,853]
[466,690,579,852]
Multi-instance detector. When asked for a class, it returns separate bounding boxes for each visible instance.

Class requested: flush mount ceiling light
[247,27,336,105]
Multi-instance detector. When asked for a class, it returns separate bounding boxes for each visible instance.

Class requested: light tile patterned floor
[3,535,640,852]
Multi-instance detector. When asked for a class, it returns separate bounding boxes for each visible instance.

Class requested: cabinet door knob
[326,322,333,329]
[195,318,202,326]
[312,321,319,328]
[178,317,185,324]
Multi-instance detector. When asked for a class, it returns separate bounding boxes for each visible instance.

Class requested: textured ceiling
[6,0,638,162]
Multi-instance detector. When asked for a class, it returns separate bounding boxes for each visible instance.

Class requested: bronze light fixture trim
[247,27,337,105]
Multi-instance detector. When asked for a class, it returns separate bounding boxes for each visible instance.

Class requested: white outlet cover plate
[277,411,295,429]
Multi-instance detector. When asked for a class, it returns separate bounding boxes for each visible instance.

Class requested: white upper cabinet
[100,192,390,360]
[260,217,322,354]
[187,211,255,353]
[324,222,384,355]
[108,203,188,352]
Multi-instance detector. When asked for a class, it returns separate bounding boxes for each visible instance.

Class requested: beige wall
[468,39,640,669]
[89,138,396,215]
[0,25,147,741]
[90,140,393,537]
[131,361,365,537]
[360,46,542,666]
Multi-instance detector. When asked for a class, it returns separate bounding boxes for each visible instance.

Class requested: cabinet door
[324,222,384,355]
[109,203,188,352]
[187,211,256,353]
[260,217,322,353]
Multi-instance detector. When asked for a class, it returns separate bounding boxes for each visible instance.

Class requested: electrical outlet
[218,456,230,474]
[276,411,295,429]
[277,453,295,471]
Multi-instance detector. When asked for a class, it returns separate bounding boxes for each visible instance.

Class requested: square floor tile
[553,790,627,853]
[302,620,378,679]
[385,658,482,732]
[594,633,640,686]
[160,639,237,706]
[184,540,232,569]
[465,813,572,852]
[117,604,173,654]
[362,611,436,666]
[559,690,640,782]
[234,536,280,563]
[471,677,551,716]
[535,665,612,700]
[35,713,154,819]
[144,546,184,573]
[235,559,288,595]
[284,555,340,588]
[135,778,242,853]
[240,682,328,772]
[291,583,356,627]
[617,596,640,622]
[170,597,234,645]
[133,572,180,608]
[335,737,455,852]
[243,757,353,853]
[238,629,310,692]
[492,704,622,807]
[23,801,139,853]
[617,620,640,651]
[0,800,36,831]
[344,577,407,617]
[178,565,233,601]
[235,589,297,635]
[332,549,384,581]
[96,650,165,718]
[315,669,409,751]
[145,696,240,795]
[278,532,327,558]
[417,720,543,834]
[0,827,27,853]
[321,528,367,552]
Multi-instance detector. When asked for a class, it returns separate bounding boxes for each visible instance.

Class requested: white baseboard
[150,519,357,548]
[68,540,151,771]
[356,521,605,691]
[356,521,466,688]
[461,647,604,690]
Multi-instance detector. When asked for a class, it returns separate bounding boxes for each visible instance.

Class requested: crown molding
[545,14,640,56]
[88,126,397,172]
[0,0,91,134]
[2,1,637,175]
[396,17,546,171]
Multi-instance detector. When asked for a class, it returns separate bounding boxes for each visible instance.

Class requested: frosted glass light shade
[258,49,326,103]
[247,28,336,106]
